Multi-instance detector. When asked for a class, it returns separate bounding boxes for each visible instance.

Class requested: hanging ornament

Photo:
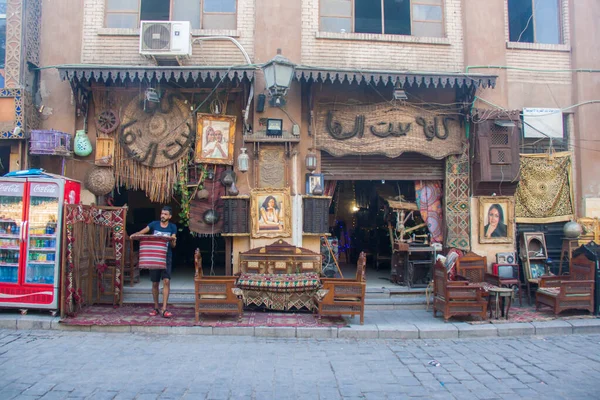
[203,209,220,225]
[228,180,239,196]
[196,188,210,200]
[74,129,93,157]
[95,109,120,134]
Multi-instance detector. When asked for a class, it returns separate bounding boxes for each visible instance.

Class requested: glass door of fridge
[0,180,25,284]
[25,181,60,285]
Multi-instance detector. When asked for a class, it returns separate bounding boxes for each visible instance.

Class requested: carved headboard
[239,239,322,275]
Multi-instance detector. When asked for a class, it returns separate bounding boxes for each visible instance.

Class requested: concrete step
[123,287,431,308]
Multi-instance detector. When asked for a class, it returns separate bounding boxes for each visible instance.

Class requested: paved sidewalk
[1,308,599,339]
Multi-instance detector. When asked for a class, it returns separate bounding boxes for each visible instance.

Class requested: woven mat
[60,304,348,328]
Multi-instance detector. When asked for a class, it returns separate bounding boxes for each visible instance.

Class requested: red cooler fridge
[0,170,80,312]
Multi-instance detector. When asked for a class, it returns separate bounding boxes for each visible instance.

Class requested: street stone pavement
[1,330,599,400]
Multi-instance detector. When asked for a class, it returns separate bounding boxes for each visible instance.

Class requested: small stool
[487,287,514,320]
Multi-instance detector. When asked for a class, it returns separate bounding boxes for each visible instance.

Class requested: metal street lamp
[262,53,295,107]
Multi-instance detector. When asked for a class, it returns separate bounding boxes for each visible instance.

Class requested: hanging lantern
[203,209,220,225]
[220,170,235,187]
[305,149,318,172]
[238,147,249,172]
[312,182,324,196]
[228,180,239,196]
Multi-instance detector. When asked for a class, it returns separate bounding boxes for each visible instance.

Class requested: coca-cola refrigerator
[0,170,80,312]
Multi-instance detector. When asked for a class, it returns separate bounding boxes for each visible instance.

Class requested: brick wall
[81,0,255,65]
[301,0,465,72]
[503,0,572,84]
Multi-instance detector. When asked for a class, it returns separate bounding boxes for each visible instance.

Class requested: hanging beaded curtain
[62,205,127,318]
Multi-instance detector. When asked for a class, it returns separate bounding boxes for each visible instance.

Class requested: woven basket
[84,167,115,196]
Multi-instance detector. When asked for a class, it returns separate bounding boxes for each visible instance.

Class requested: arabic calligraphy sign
[315,102,465,159]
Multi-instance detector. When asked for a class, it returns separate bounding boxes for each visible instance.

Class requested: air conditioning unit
[139,21,191,57]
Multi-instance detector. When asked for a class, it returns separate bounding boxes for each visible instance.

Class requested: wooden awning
[294,66,496,89]
[57,65,256,84]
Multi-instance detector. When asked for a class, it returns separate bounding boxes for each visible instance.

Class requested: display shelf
[0,246,20,250]
[29,234,56,238]
[0,262,18,267]
[28,261,56,265]
[29,247,56,251]
[0,234,20,239]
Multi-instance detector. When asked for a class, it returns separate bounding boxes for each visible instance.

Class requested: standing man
[133,206,177,318]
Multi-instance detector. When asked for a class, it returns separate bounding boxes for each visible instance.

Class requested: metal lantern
[262,53,295,106]
[203,209,220,225]
[238,147,250,172]
[221,170,235,187]
[305,149,318,172]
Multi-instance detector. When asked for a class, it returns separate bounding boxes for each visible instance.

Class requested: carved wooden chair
[536,253,595,315]
[316,251,367,325]
[194,249,243,323]
[432,261,488,322]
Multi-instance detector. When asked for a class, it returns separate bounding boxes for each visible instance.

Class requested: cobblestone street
[1,330,599,399]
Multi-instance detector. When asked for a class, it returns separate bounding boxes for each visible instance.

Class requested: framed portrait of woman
[195,114,236,165]
[250,188,292,238]
[479,196,514,244]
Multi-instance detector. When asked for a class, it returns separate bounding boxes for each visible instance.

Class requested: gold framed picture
[250,187,292,238]
[479,196,514,244]
[195,113,236,165]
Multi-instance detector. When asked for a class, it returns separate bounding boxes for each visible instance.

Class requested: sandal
[162,310,173,318]
[149,308,160,317]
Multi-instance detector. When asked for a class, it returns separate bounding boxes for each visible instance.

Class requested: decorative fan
[95,109,120,134]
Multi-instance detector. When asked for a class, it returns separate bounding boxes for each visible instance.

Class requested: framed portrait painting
[250,188,292,238]
[479,196,514,244]
[305,173,324,195]
[195,113,236,165]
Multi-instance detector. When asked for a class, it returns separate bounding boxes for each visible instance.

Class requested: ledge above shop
[57,64,257,85]
[294,65,497,89]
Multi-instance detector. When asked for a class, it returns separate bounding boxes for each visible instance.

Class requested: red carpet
[467,304,597,324]
[60,304,349,328]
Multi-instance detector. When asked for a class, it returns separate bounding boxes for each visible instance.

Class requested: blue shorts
[150,256,172,282]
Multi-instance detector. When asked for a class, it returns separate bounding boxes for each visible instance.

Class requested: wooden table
[401,245,436,288]
[487,286,514,320]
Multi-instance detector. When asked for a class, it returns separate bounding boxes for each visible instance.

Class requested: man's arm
[131,225,151,237]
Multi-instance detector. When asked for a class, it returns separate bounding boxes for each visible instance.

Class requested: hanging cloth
[415,181,444,243]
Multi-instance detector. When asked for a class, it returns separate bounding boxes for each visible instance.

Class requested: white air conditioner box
[139,21,191,57]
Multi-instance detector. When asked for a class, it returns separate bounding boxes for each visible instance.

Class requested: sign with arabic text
[315,102,465,159]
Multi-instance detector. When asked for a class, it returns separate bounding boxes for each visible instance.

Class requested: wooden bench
[238,239,322,275]
[236,240,323,311]
[536,253,595,315]
[194,249,243,323]
[315,251,367,324]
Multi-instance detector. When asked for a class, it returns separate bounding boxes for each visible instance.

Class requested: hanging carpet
[444,144,470,250]
[515,152,575,223]
[115,91,194,203]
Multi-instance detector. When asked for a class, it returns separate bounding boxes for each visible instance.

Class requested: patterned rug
[466,304,598,325]
[60,304,348,328]
[444,144,470,250]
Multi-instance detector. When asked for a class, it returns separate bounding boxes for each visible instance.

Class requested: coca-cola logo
[0,184,20,193]
[32,184,57,194]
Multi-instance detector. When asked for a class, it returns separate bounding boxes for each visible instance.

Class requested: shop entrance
[113,188,226,289]
[322,152,444,286]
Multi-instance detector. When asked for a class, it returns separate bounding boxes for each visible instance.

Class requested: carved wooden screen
[223,196,249,234]
[303,196,331,234]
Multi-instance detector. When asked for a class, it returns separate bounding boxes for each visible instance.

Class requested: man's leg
[162,278,170,312]
[152,281,160,310]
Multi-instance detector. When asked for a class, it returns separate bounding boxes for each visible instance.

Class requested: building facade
[25,0,600,283]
